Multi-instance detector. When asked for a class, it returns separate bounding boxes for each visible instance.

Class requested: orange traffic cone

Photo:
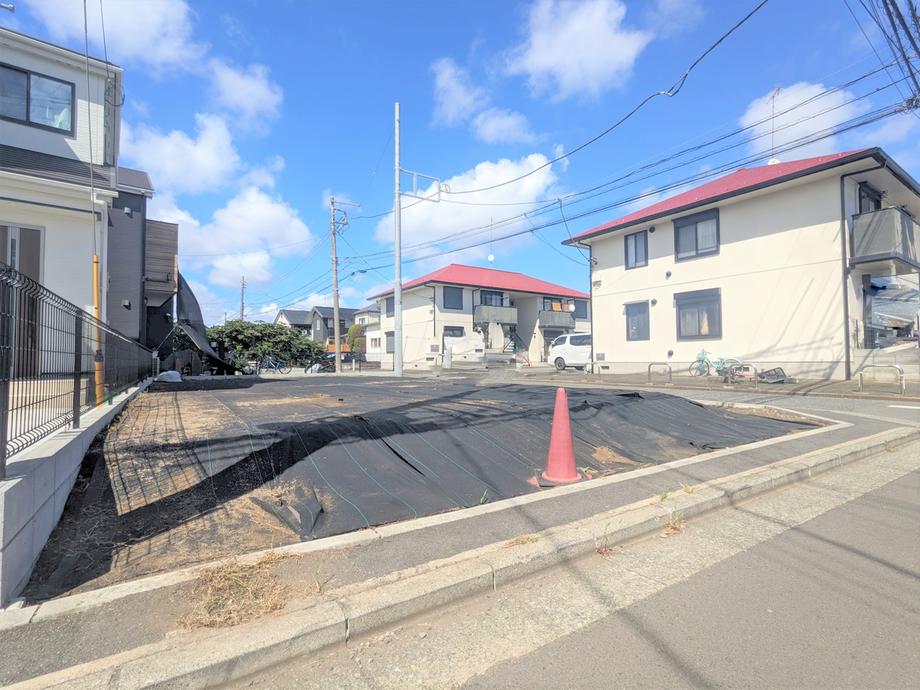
[540,387,583,484]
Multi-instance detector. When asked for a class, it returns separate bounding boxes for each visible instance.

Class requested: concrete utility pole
[394,102,404,377]
[239,276,245,320]
[330,197,342,374]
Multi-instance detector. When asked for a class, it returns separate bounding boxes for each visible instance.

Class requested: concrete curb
[12,424,919,690]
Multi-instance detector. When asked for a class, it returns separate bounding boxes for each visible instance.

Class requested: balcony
[473,304,518,325]
[851,207,920,275]
[538,310,575,329]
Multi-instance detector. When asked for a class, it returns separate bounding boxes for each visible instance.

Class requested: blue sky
[5,0,919,323]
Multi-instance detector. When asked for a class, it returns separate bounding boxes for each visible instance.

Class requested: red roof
[569,149,872,243]
[371,263,589,299]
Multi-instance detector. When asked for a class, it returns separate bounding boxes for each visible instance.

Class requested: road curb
[13,425,919,690]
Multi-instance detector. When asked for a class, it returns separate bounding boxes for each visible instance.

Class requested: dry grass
[681,483,697,494]
[658,490,670,503]
[182,554,290,628]
[503,533,540,548]
[592,446,643,466]
[660,514,684,538]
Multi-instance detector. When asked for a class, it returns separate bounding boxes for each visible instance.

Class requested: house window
[674,209,719,261]
[443,325,465,338]
[573,300,588,319]
[858,183,882,214]
[625,302,649,341]
[385,296,394,317]
[0,65,74,134]
[675,288,722,340]
[624,230,648,269]
[443,286,463,310]
[480,290,504,307]
[385,331,394,353]
[370,337,381,348]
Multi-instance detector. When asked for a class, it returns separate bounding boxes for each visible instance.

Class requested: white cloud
[471,108,536,144]
[187,186,316,286]
[375,153,558,268]
[239,156,285,189]
[209,59,283,129]
[121,114,240,194]
[506,0,652,101]
[28,0,205,70]
[432,58,489,125]
[646,0,704,38]
[209,251,272,288]
[186,279,230,326]
[739,82,866,159]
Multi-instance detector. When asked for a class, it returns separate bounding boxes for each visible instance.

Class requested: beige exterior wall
[367,283,590,368]
[587,173,850,379]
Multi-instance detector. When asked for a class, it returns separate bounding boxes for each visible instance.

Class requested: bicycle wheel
[718,358,742,376]
[279,363,292,374]
[688,360,710,377]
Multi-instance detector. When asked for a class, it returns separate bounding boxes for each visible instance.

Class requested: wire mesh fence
[0,263,153,476]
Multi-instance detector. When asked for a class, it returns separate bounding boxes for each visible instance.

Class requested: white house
[365,263,590,368]
[565,149,920,380]
[1,27,124,317]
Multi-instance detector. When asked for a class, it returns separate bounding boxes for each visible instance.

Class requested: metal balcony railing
[851,207,920,273]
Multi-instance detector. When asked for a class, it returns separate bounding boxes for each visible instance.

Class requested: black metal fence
[0,263,153,477]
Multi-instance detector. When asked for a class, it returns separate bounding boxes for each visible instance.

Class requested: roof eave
[565,148,900,246]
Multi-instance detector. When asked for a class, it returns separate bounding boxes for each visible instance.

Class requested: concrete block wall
[0,380,150,606]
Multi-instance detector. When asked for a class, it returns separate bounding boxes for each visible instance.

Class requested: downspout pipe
[587,243,596,375]
[839,161,886,380]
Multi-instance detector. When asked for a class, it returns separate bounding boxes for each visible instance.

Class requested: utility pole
[393,102,404,377]
[330,197,342,374]
[239,276,245,321]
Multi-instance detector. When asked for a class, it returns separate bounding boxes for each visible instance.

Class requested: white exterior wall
[0,174,113,317]
[0,32,116,165]
[588,174,848,379]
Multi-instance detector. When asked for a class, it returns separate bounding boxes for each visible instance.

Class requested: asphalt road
[467,468,920,689]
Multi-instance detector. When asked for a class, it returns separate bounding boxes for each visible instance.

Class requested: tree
[206,320,324,365]
[346,323,366,353]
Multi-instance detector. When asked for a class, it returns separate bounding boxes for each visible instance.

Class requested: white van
[548,333,592,370]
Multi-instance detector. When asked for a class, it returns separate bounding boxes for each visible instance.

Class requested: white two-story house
[365,263,590,368]
[1,27,178,348]
[566,148,920,380]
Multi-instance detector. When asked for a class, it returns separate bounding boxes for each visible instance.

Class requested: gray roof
[313,306,359,319]
[355,303,380,315]
[117,167,154,195]
[1,144,115,189]
[277,309,312,325]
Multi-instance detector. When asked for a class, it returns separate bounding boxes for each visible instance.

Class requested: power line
[340,71,910,263]
[440,0,771,197]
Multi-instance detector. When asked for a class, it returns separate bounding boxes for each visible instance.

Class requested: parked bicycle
[259,355,292,374]
[688,349,741,377]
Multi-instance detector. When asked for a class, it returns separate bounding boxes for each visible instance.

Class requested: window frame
[442,285,464,311]
[625,301,650,342]
[573,299,588,320]
[673,208,720,262]
[674,288,722,341]
[624,229,648,269]
[385,331,395,353]
[480,289,504,307]
[443,325,465,338]
[858,182,882,214]
[0,62,76,136]
[385,296,394,317]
